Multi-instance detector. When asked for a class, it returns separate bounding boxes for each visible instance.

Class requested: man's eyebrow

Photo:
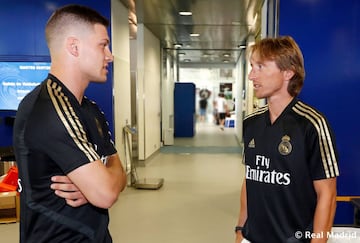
[250,58,263,64]
[101,38,110,44]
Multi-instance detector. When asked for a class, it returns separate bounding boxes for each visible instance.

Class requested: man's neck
[267,95,293,124]
[49,67,88,104]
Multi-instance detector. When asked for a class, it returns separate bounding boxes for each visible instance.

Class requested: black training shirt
[14,74,116,243]
[242,98,339,243]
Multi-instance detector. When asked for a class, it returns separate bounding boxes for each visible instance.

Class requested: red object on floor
[0,166,18,192]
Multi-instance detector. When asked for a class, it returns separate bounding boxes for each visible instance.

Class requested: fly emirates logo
[246,155,291,185]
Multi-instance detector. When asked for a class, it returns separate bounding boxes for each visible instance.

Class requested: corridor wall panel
[174,83,196,137]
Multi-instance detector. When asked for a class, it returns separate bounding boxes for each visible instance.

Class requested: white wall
[161,50,175,145]
[234,51,245,144]
[136,24,161,160]
[111,0,131,162]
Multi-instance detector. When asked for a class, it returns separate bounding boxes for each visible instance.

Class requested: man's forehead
[93,24,110,39]
[250,51,273,63]
[250,51,263,62]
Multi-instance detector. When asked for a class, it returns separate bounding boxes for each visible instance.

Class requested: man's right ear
[66,37,79,57]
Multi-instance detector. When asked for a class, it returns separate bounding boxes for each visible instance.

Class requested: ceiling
[119,0,265,66]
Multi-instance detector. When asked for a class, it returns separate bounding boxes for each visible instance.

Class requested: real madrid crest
[278,135,292,155]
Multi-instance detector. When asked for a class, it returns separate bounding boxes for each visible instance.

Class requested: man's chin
[254,92,264,99]
[91,75,108,83]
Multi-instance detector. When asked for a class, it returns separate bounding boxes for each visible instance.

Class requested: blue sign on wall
[0,0,114,147]
[0,62,50,111]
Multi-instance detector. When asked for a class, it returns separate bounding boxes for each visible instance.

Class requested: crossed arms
[50,153,127,209]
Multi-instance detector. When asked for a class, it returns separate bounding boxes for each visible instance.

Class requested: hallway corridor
[110,122,244,243]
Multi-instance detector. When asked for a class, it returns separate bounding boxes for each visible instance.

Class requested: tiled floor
[0,121,245,243]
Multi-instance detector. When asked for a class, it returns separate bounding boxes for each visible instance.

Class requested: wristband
[235,226,244,233]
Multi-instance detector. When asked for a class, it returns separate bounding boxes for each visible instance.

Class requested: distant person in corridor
[13,4,126,243]
[199,97,208,122]
[215,92,227,130]
[235,36,339,243]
